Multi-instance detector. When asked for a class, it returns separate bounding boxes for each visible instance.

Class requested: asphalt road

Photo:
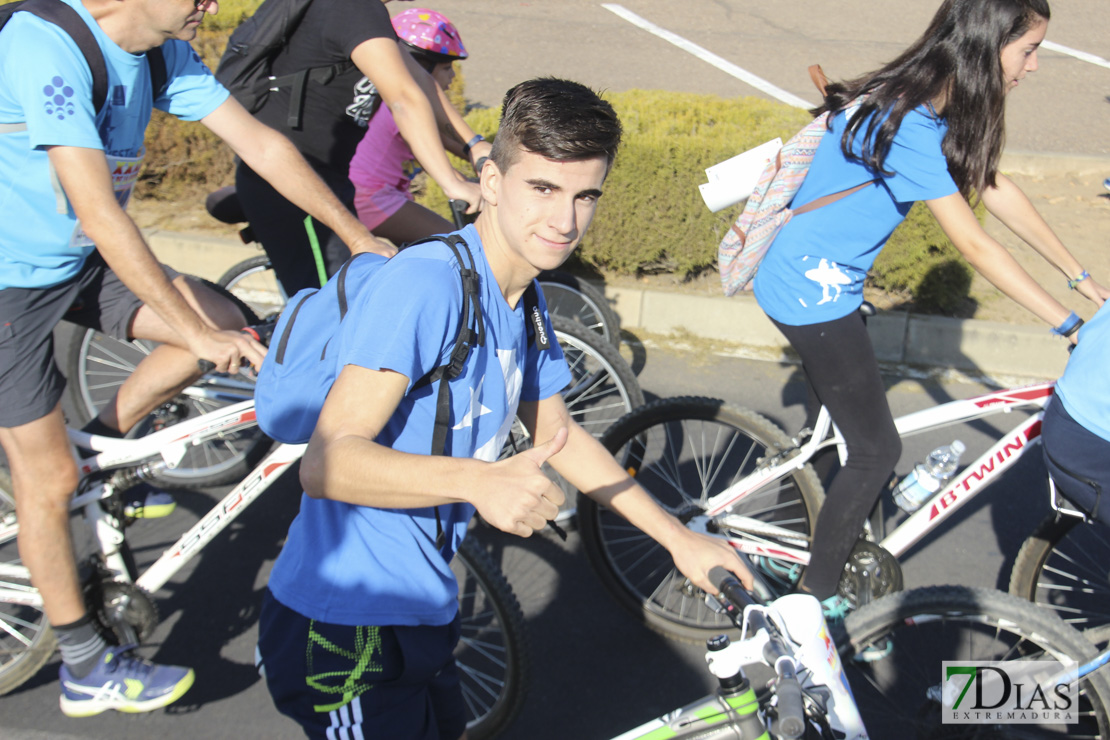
[417,0,1109,157]
[2,339,1058,739]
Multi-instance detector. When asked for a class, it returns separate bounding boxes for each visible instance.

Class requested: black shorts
[0,253,179,427]
[256,589,466,740]
[1042,396,1110,525]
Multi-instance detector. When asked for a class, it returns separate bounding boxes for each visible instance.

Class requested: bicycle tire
[0,466,58,696]
[840,585,1110,740]
[578,397,825,643]
[451,537,530,740]
[1009,514,1110,636]
[501,316,644,523]
[65,279,272,488]
[217,254,287,319]
[538,270,621,348]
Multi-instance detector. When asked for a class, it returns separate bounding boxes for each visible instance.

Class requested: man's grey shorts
[0,253,179,428]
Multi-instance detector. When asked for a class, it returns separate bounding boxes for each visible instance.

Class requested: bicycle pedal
[124,490,177,519]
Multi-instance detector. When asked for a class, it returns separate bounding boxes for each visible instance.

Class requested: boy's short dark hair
[489,78,622,174]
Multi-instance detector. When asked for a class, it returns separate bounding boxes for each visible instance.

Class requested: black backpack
[0,0,166,133]
[215,0,352,129]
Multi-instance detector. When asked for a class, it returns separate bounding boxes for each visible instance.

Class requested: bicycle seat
[206,185,247,225]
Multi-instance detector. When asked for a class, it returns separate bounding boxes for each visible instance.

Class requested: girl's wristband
[1050,312,1083,337]
[1067,270,1090,290]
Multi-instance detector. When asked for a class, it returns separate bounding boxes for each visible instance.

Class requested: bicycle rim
[840,585,1110,740]
[451,538,530,740]
[217,255,287,319]
[0,467,57,696]
[579,396,824,642]
[1010,515,1110,636]
[538,271,621,348]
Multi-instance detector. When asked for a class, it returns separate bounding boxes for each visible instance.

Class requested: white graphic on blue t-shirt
[805,258,851,305]
[453,375,493,432]
[474,348,524,463]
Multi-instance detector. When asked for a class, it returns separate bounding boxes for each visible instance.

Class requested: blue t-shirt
[1054,301,1110,444]
[0,0,228,290]
[753,105,958,325]
[267,225,573,626]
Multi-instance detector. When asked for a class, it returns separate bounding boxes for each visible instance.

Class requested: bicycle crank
[85,579,159,646]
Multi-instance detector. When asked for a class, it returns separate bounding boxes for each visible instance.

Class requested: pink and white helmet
[393,8,468,62]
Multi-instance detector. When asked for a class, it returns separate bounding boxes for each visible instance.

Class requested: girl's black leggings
[772,311,902,599]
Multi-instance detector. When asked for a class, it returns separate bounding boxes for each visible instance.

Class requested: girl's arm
[979,174,1107,306]
[926,193,1080,341]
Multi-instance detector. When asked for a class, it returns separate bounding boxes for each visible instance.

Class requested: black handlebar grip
[773,662,807,740]
[197,359,216,373]
[448,199,469,229]
[708,566,757,610]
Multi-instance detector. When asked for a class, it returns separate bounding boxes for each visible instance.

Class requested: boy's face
[482,148,607,274]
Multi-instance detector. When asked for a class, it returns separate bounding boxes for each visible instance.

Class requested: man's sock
[54,614,109,679]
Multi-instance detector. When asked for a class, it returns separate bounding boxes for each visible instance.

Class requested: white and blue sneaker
[59,644,194,717]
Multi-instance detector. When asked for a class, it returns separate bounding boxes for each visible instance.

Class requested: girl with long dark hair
[750,0,1108,617]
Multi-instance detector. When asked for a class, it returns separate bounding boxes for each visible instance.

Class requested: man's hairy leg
[0,405,85,625]
[96,277,248,434]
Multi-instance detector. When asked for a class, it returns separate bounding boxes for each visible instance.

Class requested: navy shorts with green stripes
[256,588,466,740]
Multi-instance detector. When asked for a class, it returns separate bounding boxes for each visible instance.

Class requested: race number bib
[69,149,145,248]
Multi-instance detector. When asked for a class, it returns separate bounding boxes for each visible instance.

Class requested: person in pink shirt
[350,8,481,244]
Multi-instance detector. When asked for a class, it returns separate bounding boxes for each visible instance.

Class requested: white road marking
[601,3,815,109]
[1041,41,1110,71]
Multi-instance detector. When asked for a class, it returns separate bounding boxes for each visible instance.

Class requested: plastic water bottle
[892,440,966,513]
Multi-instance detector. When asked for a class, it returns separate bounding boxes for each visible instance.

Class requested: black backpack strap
[522,282,551,350]
[280,60,354,129]
[146,45,168,102]
[8,0,108,113]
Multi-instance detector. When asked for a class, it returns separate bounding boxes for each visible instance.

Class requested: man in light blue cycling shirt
[256,78,754,740]
[0,0,393,717]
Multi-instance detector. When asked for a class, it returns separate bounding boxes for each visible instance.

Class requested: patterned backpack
[718,66,873,296]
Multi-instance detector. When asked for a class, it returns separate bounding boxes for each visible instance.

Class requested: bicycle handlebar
[708,566,806,739]
[196,318,278,374]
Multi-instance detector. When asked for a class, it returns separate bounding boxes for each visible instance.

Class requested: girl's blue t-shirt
[267,225,573,627]
[1055,299,1110,444]
[0,0,228,290]
[753,105,958,326]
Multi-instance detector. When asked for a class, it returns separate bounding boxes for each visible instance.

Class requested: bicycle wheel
[451,537,529,740]
[578,397,825,643]
[840,585,1110,740]
[501,316,645,523]
[217,255,287,319]
[0,466,58,696]
[538,270,621,348]
[65,280,271,488]
[1010,514,1110,636]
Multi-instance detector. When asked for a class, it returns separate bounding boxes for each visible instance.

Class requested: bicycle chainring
[85,579,159,646]
[838,539,903,609]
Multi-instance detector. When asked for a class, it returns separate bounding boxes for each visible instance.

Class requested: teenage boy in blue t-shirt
[256,78,754,740]
[0,0,394,717]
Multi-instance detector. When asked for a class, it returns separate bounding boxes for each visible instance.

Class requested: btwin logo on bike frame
[942,660,1076,725]
[927,421,1040,521]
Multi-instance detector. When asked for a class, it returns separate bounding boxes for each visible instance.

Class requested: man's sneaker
[59,644,194,717]
[123,483,176,519]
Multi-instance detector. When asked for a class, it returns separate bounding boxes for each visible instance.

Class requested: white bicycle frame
[0,399,303,607]
[706,382,1055,567]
